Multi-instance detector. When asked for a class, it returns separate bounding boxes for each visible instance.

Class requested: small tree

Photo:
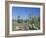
[17,16,23,23]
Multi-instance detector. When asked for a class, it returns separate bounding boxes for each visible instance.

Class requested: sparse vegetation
[12,14,40,31]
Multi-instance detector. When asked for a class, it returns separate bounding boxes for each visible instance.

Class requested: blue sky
[12,7,40,20]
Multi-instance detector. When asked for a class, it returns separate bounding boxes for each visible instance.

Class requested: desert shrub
[28,16,40,30]
[17,19,23,23]
[17,16,23,23]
